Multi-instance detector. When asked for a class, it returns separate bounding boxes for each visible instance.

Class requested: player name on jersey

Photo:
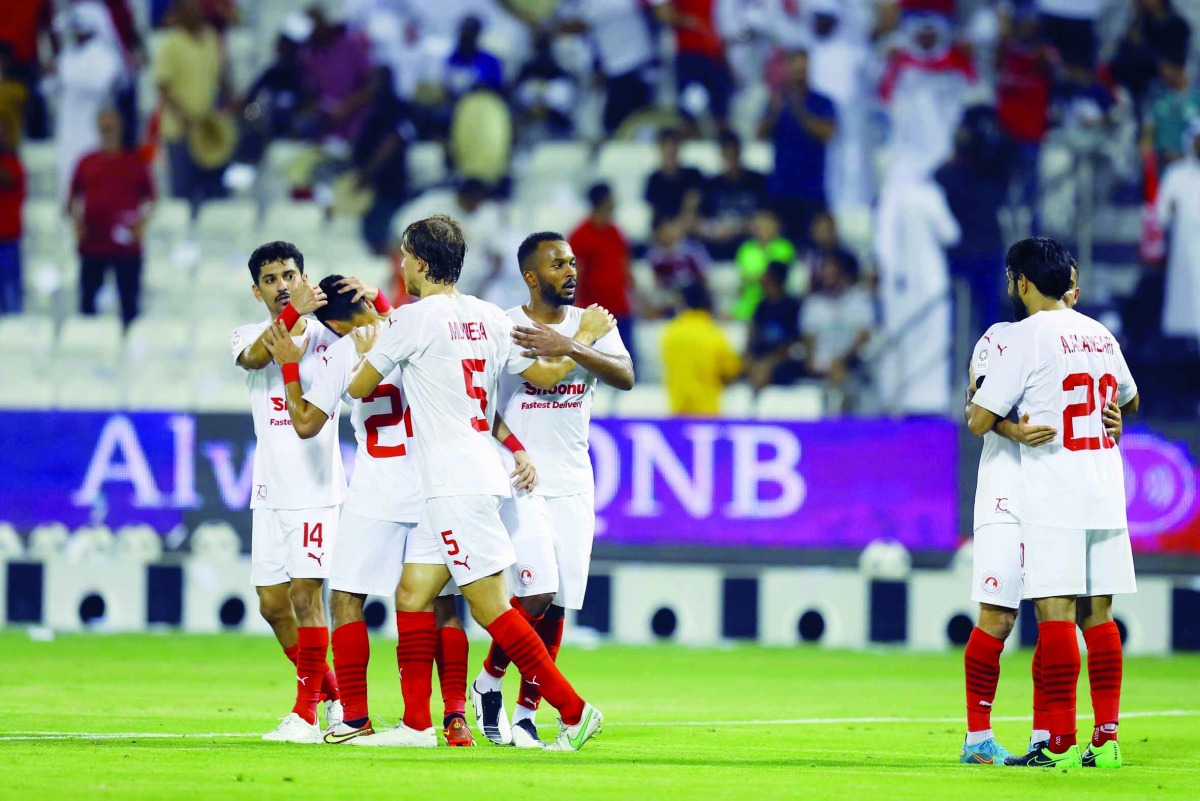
[1059,333,1115,355]
[448,320,488,341]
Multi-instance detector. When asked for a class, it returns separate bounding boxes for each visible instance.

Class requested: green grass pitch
[2,631,1198,799]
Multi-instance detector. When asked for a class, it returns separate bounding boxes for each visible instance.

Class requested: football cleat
[262,713,322,744]
[323,720,374,744]
[350,721,437,748]
[959,737,1012,765]
[471,681,512,745]
[548,703,603,752]
[444,714,476,747]
[324,699,344,730]
[1082,740,1122,768]
[511,718,547,750]
[1004,742,1082,768]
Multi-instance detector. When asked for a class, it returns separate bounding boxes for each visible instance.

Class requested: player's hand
[510,451,538,492]
[336,276,379,305]
[289,280,328,315]
[1103,400,1123,444]
[577,303,616,344]
[513,322,575,359]
[965,383,977,403]
[351,323,380,356]
[262,321,307,365]
[1015,413,1057,447]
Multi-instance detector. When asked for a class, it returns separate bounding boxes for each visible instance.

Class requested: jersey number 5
[1062,372,1118,451]
[461,359,489,432]
[363,383,413,458]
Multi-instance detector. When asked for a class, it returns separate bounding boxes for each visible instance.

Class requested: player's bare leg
[434,595,475,746]
[474,592,555,746]
[324,590,373,743]
[961,603,1016,764]
[259,581,333,743]
[1005,596,1082,767]
[1077,595,1123,768]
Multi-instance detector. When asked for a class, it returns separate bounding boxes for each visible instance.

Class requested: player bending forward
[968,238,1139,769]
[347,214,611,750]
[230,242,346,741]
[960,265,1124,764]
[472,232,634,748]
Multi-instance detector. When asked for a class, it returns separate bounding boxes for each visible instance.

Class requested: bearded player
[346,214,611,750]
[230,241,345,742]
[472,232,634,748]
[960,265,1123,764]
[968,238,1139,769]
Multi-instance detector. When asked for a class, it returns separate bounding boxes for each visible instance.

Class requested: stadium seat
[262,201,323,245]
[721,383,755,417]
[28,522,69,560]
[742,140,774,174]
[147,198,193,239]
[65,525,116,561]
[55,315,124,367]
[0,313,56,360]
[125,316,191,363]
[126,363,195,411]
[755,385,824,421]
[1114,577,1173,655]
[630,319,664,382]
[183,556,273,635]
[18,140,57,198]
[614,198,652,243]
[718,320,748,353]
[192,370,249,413]
[858,539,913,579]
[55,368,125,410]
[195,199,260,252]
[526,141,590,182]
[0,369,55,409]
[22,198,63,250]
[611,565,722,645]
[758,568,869,648]
[0,522,23,560]
[679,140,721,173]
[409,141,448,189]
[115,525,164,563]
[613,385,669,418]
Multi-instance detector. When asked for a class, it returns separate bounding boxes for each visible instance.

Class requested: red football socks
[396,611,437,731]
[292,627,328,725]
[1031,638,1049,734]
[518,615,564,711]
[482,597,540,679]
[436,626,469,718]
[486,608,584,725]
[331,621,370,724]
[1039,620,1081,751]
[1084,621,1123,746]
[964,627,1004,732]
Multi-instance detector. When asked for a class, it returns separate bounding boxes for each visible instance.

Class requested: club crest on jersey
[981,573,1002,595]
[315,342,328,354]
[518,564,536,587]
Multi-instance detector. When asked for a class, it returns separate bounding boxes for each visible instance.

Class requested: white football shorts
[406,495,515,589]
[971,523,1022,610]
[502,490,560,600]
[250,505,339,586]
[1021,525,1137,600]
[327,510,414,598]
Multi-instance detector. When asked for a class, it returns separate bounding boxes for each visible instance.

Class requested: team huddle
[962,237,1140,769]
[231,215,632,750]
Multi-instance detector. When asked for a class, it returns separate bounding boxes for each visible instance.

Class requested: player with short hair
[968,238,1139,769]
[471,231,634,748]
[260,273,481,746]
[230,241,344,742]
[347,214,611,750]
[959,266,1124,764]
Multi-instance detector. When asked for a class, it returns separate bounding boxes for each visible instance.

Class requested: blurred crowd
[1,0,1198,416]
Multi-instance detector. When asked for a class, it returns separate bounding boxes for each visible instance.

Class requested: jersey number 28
[1062,372,1117,452]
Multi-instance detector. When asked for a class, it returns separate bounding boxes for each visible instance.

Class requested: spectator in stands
[1111,0,1192,113]
[802,251,874,413]
[646,214,709,316]
[155,0,223,206]
[653,0,734,133]
[0,113,23,314]
[759,49,837,243]
[300,7,376,143]
[1156,121,1200,342]
[699,131,767,259]
[570,182,637,367]
[744,261,804,393]
[555,0,659,134]
[662,281,740,416]
[98,0,146,149]
[445,15,505,99]
[734,208,795,321]
[0,45,28,147]
[55,4,124,204]
[936,111,1010,335]
[995,6,1052,207]
[240,30,308,143]
[1143,49,1200,166]
[69,108,155,327]
[1036,0,1102,73]
[353,67,416,256]
[801,211,857,295]
[645,127,705,223]
[0,0,52,138]
[513,30,576,144]
[1050,61,1115,138]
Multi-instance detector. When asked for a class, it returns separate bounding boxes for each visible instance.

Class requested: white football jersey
[303,333,423,523]
[497,305,629,497]
[230,318,346,510]
[973,308,1138,530]
[365,293,534,499]
[971,323,1021,531]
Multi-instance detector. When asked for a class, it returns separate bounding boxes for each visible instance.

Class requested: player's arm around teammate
[512,307,634,390]
[237,277,328,370]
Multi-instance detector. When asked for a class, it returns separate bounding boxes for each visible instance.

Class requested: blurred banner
[1,412,1197,554]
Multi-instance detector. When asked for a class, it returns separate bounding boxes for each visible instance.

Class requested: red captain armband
[276,303,301,330]
[503,433,525,453]
[372,291,392,314]
[281,362,301,385]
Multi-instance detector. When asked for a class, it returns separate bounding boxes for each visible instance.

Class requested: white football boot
[262,713,323,744]
[350,721,438,748]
